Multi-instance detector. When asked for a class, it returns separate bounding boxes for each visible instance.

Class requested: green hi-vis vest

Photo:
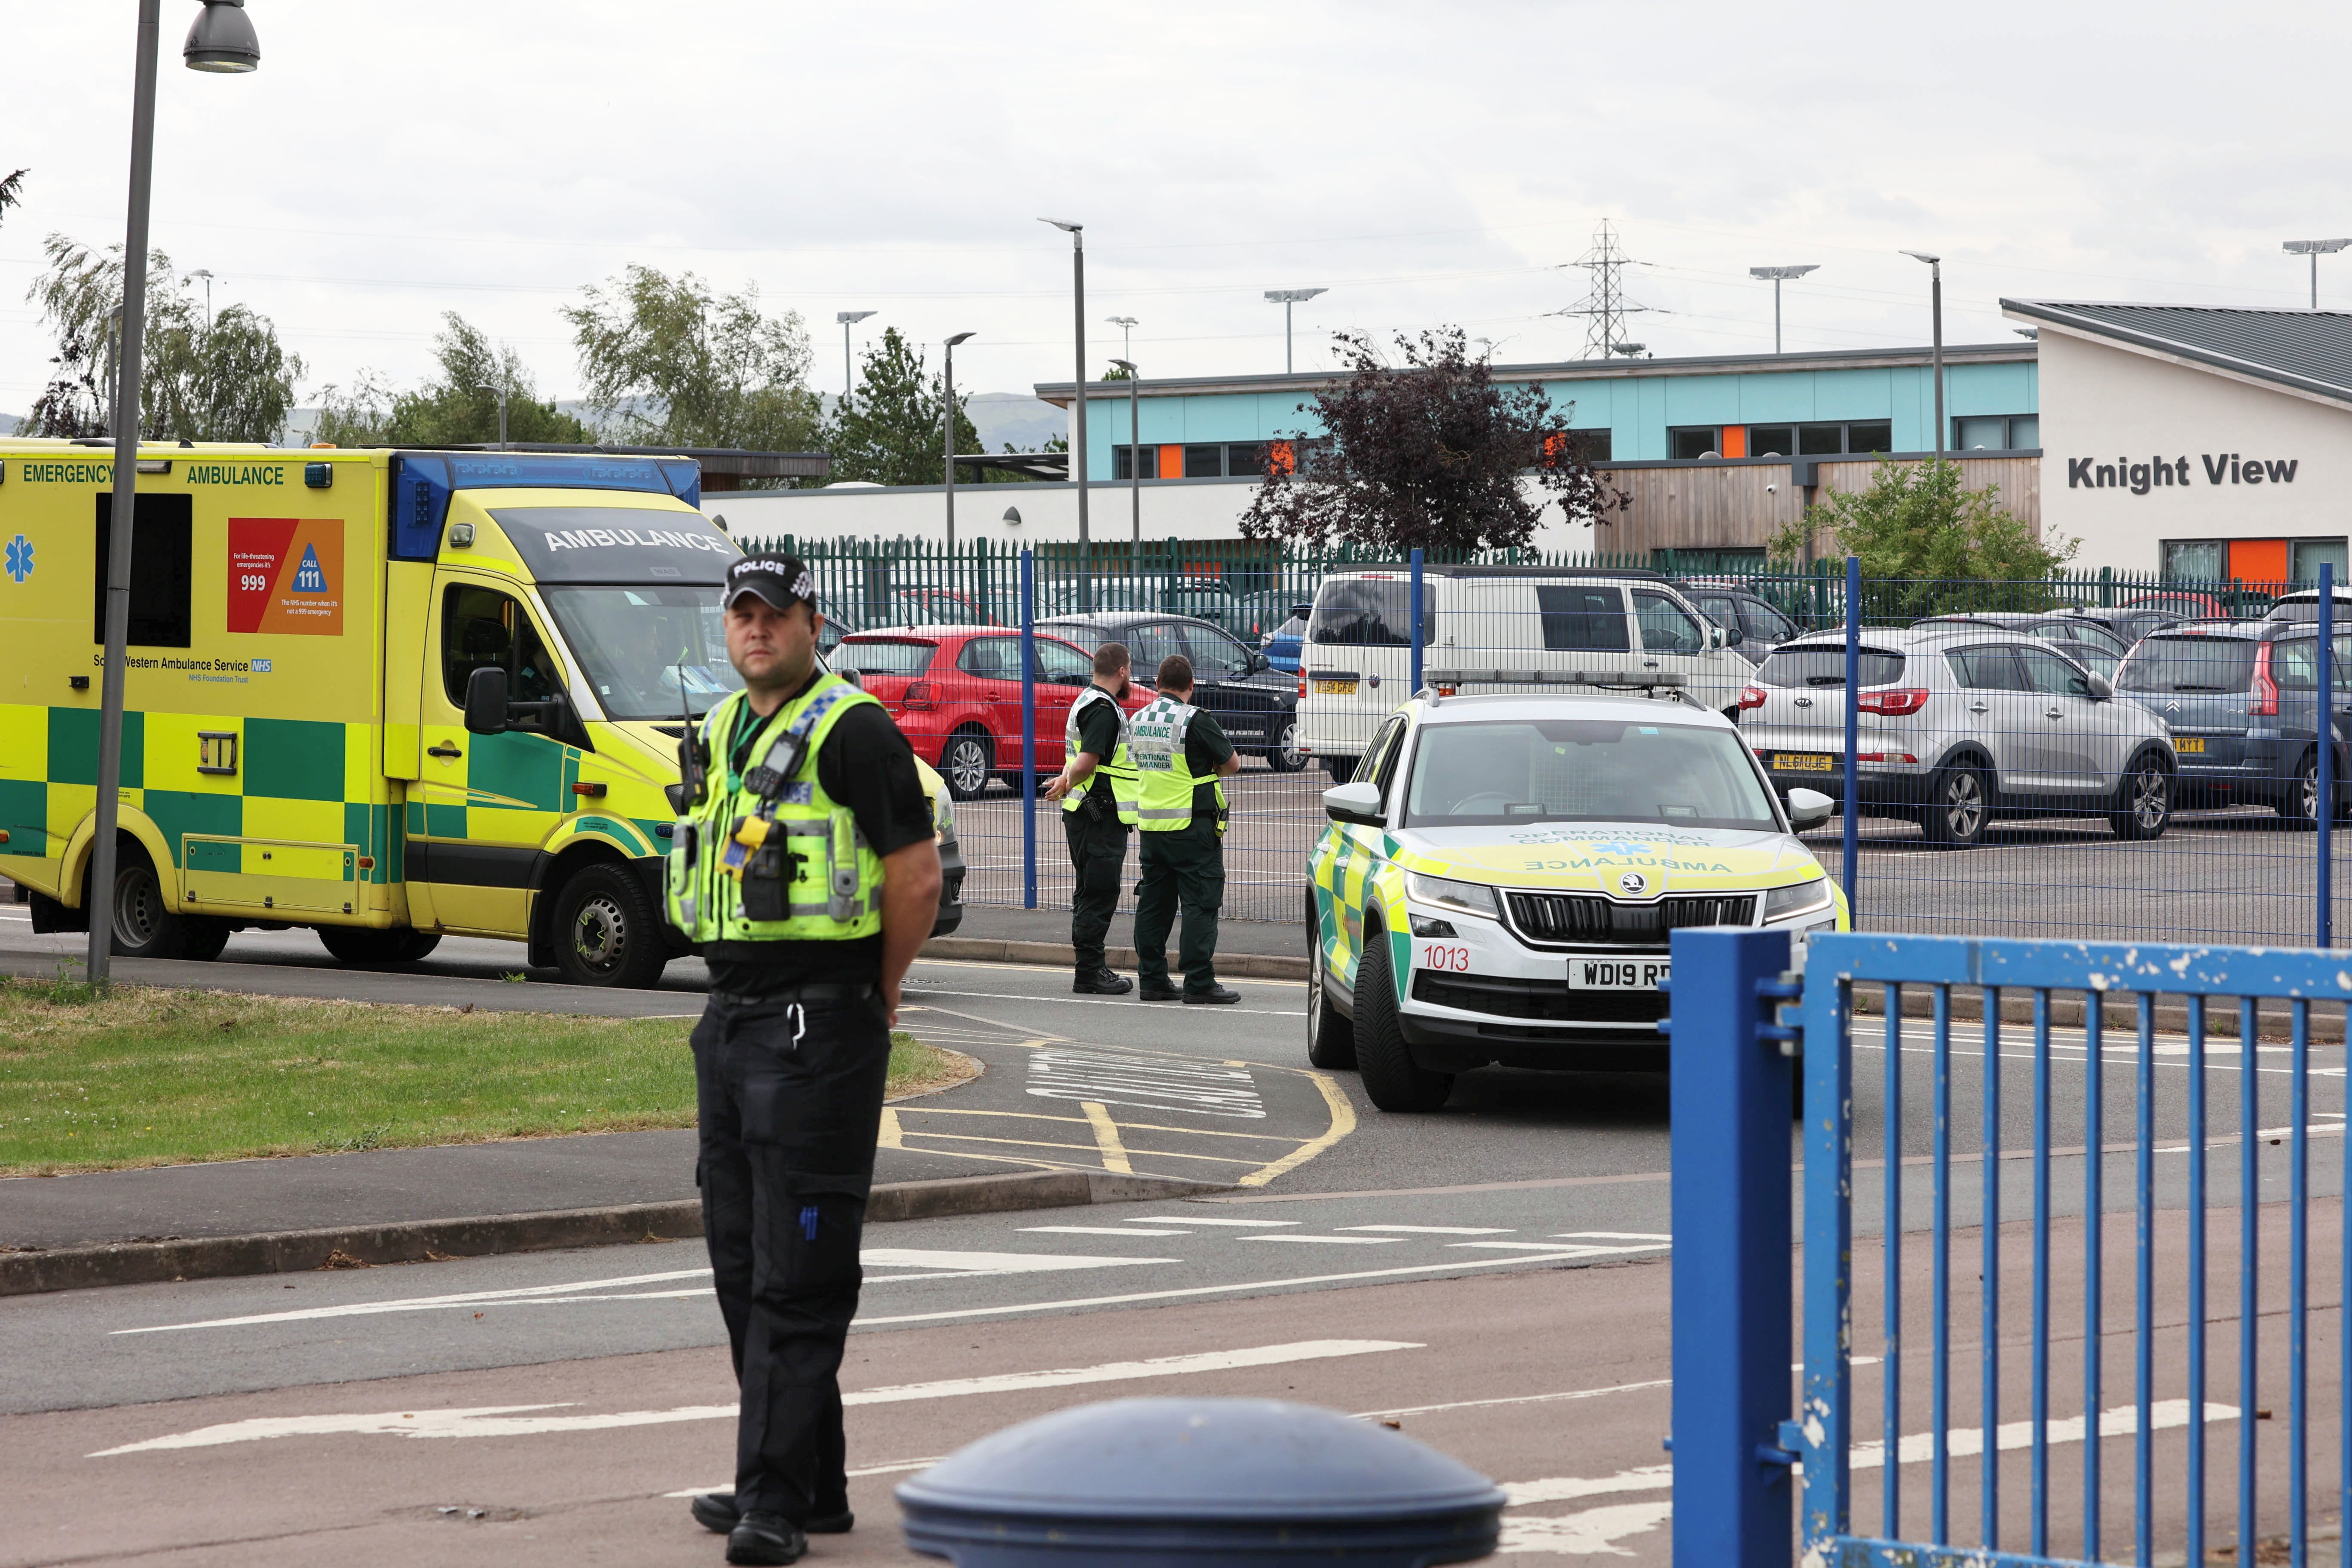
[1061,684,1139,825]
[1129,693,1226,833]
[665,676,885,943]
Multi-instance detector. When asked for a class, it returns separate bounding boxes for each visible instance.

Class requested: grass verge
[0,977,971,1176]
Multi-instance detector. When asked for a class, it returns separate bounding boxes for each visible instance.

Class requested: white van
[1295,567,1752,776]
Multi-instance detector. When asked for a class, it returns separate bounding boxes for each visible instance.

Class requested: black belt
[709,982,877,1008]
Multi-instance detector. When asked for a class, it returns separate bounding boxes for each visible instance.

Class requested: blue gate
[1668,926,2345,1568]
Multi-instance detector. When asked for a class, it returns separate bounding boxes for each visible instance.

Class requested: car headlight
[1404,871,1498,919]
[1762,876,1835,923]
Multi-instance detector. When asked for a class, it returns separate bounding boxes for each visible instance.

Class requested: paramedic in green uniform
[668,555,941,1565]
[1127,653,1243,1004]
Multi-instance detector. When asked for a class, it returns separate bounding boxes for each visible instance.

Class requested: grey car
[2115,621,2352,821]
[1740,622,2178,845]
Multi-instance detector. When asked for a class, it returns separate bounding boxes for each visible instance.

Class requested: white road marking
[1139,1215,1297,1227]
[1026,1047,1269,1119]
[1338,1224,1515,1235]
[117,1251,1173,1335]
[1355,1378,1674,1421]
[906,985,1303,1018]
[667,1456,940,1496]
[1017,1225,1192,1236]
[91,1340,1421,1458]
[1553,1231,1672,1242]
[1499,1499,1675,1555]
[1240,1234,1403,1245]
[1453,1241,1586,1252]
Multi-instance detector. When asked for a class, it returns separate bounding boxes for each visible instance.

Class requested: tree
[561,265,821,459]
[818,327,990,487]
[1239,326,1623,552]
[0,168,24,229]
[22,234,303,441]
[314,312,589,448]
[1768,458,2076,614]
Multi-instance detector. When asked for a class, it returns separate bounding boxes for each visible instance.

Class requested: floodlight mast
[1264,288,1327,373]
[1902,251,1945,458]
[1748,264,1819,354]
[1039,219,1090,566]
[2284,239,2352,308]
[836,310,877,404]
[943,331,976,550]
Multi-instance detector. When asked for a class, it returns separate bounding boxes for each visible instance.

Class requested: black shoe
[1074,967,1133,995]
[1139,983,1185,1001]
[1184,985,1242,1005]
[727,1511,808,1565]
[696,1494,851,1538]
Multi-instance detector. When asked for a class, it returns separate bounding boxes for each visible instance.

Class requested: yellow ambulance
[0,439,960,986]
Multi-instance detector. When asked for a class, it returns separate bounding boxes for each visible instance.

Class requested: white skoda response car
[1305,692,1849,1112]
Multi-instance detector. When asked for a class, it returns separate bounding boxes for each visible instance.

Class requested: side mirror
[2086,671,2114,700]
[1248,651,1271,673]
[464,665,511,734]
[1785,787,1834,831]
[1322,780,1385,826]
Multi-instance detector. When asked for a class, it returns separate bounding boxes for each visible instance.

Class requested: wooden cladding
[1592,455,2042,557]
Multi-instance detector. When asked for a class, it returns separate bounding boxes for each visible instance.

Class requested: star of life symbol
[290,542,329,594]
[4,533,31,584]
[1589,840,1652,856]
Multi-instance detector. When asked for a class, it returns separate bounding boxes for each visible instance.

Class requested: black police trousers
[1133,818,1224,994]
[1062,793,1130,973]
[692,983,890,1522]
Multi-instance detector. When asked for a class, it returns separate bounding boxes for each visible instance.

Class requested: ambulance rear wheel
[180,918,233,962]
[316,926,443,967]
[550,863,669,989]
[107,844,199,961]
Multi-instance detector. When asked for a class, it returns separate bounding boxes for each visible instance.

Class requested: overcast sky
[4,0,2348,420]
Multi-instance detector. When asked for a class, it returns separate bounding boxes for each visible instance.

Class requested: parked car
[2057,605,2199,649]
[1259,602,1312,675]
[2120,590,2236,620]
[1035,610,1307,771]
[1230,589,1313,647]
[1740,623,2177,845]
[1296,567,1752,778]
[833,625,1104,799]
[2263,587,2352,623]
[2113,622,2352,821]
[1675,581,1801,665]
[1912,612,2133,679]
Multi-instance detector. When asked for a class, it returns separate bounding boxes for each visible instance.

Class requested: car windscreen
[487,506,737,584]
[1402,719,1781,831]
[1754,644,1906,687]
[1308,576,1433,647]
[2116,636,2257,693]
[836,638,939,676]
[539,585,742,721]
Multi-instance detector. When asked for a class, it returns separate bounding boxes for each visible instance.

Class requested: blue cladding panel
[1811,368,1896,420]
[1736,372,1819,423]
[1663,376,1743,424]
[1947,361,2037,417]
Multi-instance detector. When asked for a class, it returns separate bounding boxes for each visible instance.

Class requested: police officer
[1128,653,1242,1004]
[668,555,943,1566]
[1043,641,1138,995]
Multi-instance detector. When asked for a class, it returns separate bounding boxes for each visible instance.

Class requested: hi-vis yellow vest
[1062,684,1139,825]
[665,676,884,943]
[1129,694,1226,833]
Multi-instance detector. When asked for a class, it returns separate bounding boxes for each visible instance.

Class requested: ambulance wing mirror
[1322,780,1385,826]
[464,666,511,735]
[1785,787,1834,831]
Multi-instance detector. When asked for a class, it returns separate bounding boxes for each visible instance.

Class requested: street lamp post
[1901,251,1945,460]
[1264,287,1327,374]
[1111,357,1140,562]
[1748,264,1819,354]
[2284,239,2352,308]
[1041,219,1089,606]
[1108,315,1137,362]
[89,0,260,986]
[943,332,975,551]
[836,310,876,406]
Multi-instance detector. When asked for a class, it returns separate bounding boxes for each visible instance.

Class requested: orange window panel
[1719,426,1748,459]
[2229,538,2288,587]
[1158,444,1184,480]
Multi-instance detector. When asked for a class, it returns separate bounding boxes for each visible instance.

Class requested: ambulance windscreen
[541,585,744,721]
[489,506,738,585]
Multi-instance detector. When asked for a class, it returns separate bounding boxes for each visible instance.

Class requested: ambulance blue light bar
[388,452,703,561]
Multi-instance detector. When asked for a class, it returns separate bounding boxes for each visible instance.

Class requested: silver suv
[1737,623,2178,845]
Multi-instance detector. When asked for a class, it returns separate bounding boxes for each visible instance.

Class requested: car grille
[653,724,686,738]
[1411,971,1666,1023]
[1503,891,1756,946]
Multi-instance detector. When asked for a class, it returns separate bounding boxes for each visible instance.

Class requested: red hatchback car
[836,626,1139,800]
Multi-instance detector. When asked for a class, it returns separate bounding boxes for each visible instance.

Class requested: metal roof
[2002,300,2352,408]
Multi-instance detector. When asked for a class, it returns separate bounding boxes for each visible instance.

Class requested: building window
[1565,429,1612,462]
[1747,426,1795,457]
[1846,421,1893,453]
[1227,442,1269,477]
[1797,423,1845,456]
[1954,414,2037,451]
[2161,540,2225,580]
[2294,539,2350,582]
[1112,445,1159,481]
[1184,444,1224,478]
[1669,426,1721,460]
